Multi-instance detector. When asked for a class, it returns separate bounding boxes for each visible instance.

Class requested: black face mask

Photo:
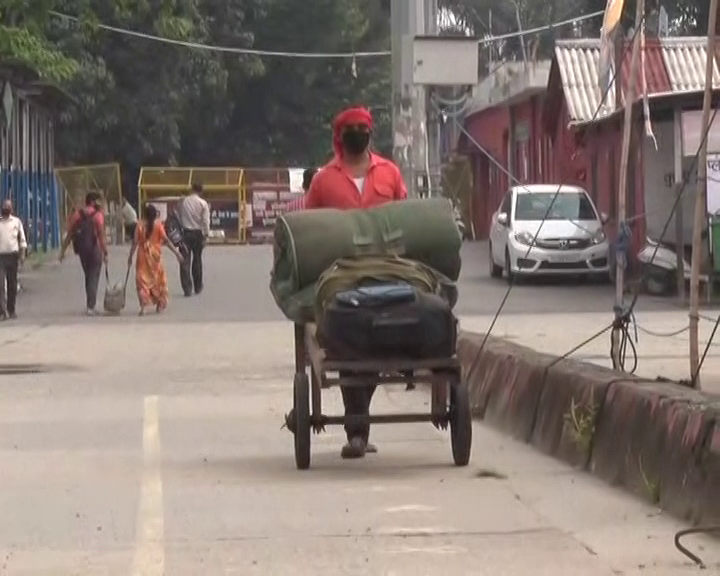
[1,209,10,217]
[341,129,370,155]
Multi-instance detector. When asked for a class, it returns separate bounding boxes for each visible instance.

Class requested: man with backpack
[59,191,109,315]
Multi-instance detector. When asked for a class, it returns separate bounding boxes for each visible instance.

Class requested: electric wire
[48,9,604,59]
[549,107,719,370]
[674,525,720,567]
[625,107,718,320]
[447,17,647,355]
[545,107,719,370]
[606,106,719,370]
[634,323,689,337]
[451,17,717,376]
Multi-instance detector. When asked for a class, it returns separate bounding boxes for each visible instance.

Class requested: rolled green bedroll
[270,197,462,322]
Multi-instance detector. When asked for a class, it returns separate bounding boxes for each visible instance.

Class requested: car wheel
[489,243,503,278]
[504,249,515,285]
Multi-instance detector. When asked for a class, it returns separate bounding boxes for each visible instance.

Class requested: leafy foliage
[0,1,80,82]
[439,0,711,64]
[0,0,711,191]
[0,0,393,185]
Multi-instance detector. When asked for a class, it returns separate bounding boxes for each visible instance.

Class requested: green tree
[210,0,391,167]
[0,0,81,82]
[3,0,394,174]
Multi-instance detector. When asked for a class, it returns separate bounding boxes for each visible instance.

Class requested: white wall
[643,118,697,246]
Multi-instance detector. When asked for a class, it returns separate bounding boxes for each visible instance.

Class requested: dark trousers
[178,243,192,296]
[181,229,204,293]
[79,252,103,310]
[0,252,19,315]
[340,370,377,443]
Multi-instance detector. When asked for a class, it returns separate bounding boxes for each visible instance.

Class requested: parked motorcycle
[636,237,691,296]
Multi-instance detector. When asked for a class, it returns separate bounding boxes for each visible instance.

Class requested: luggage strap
[315,255,440,319]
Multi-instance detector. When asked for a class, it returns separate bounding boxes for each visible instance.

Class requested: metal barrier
[0,74,63,253]
[138,167,246,243]
[55,163,123,243]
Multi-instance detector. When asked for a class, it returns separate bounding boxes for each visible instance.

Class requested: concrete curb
[458,331,720,525]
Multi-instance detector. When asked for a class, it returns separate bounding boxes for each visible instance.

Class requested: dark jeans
[0,252,20,315]
[79,251,103,310]
[182,229,204,293]
[340,370,377,444]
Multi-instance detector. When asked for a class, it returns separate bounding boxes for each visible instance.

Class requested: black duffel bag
[317,282,457,360]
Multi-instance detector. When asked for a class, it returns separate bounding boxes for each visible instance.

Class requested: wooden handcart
[288,323,472,470]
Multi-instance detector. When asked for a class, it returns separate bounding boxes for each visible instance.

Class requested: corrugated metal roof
[554,39,608,125]
[554,37,719,125]
[661,37,720,92]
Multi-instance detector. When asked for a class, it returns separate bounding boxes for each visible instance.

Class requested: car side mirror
[497,213,508,226]
[600,212,609,224]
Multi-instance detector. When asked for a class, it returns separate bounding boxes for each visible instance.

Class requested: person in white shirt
[177,182,210,295]
[0,199,27,320]
[121,197,138,243]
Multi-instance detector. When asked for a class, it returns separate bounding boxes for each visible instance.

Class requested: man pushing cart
[273,106,472,469]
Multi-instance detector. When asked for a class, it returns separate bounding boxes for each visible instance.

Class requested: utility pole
[688,0,718,389]
[424,0,441,197]
[611,0,644,370]
[390,0,428,197]
[391,0,411,191]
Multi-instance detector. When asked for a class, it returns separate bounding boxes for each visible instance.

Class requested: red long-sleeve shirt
[303,153,407,210]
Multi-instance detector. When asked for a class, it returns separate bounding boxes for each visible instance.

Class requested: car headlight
[514,231,535,246]
[591,230,607,244]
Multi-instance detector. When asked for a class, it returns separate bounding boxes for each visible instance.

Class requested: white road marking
[131,395,164,576]
[343,485,414,494]
[383,545,467,555]
[383,504,438,513]
[375,526,457,536]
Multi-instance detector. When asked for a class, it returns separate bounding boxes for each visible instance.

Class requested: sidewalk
[460,310,720,396]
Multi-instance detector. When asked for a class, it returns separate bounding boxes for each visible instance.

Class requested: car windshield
[514,191,597,221]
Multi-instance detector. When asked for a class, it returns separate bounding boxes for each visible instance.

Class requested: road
[16,241,675,323]
[0,243,716,575]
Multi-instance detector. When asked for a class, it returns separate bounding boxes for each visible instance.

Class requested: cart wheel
[293,372,311,470]
[450,382,472,466]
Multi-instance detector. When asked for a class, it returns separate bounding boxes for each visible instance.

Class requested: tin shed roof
[553,37,719,124]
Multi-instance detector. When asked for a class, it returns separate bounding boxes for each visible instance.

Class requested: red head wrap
[332,106,373,156]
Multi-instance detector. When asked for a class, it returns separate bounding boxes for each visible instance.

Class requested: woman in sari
[127,204,184,315]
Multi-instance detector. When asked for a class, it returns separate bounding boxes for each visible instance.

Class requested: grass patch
[475,468,507,480]
[563,396,598,454]
[639,456,660,504]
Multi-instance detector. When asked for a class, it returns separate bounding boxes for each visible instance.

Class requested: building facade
[460,37,720,255]
[0,62,68,252]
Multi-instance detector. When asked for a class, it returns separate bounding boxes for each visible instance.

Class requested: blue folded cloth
[334,283,415,308]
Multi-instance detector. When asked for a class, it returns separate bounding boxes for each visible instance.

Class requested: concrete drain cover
[0,363,79,375]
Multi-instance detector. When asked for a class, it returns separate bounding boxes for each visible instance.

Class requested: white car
[488,184,610,282]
